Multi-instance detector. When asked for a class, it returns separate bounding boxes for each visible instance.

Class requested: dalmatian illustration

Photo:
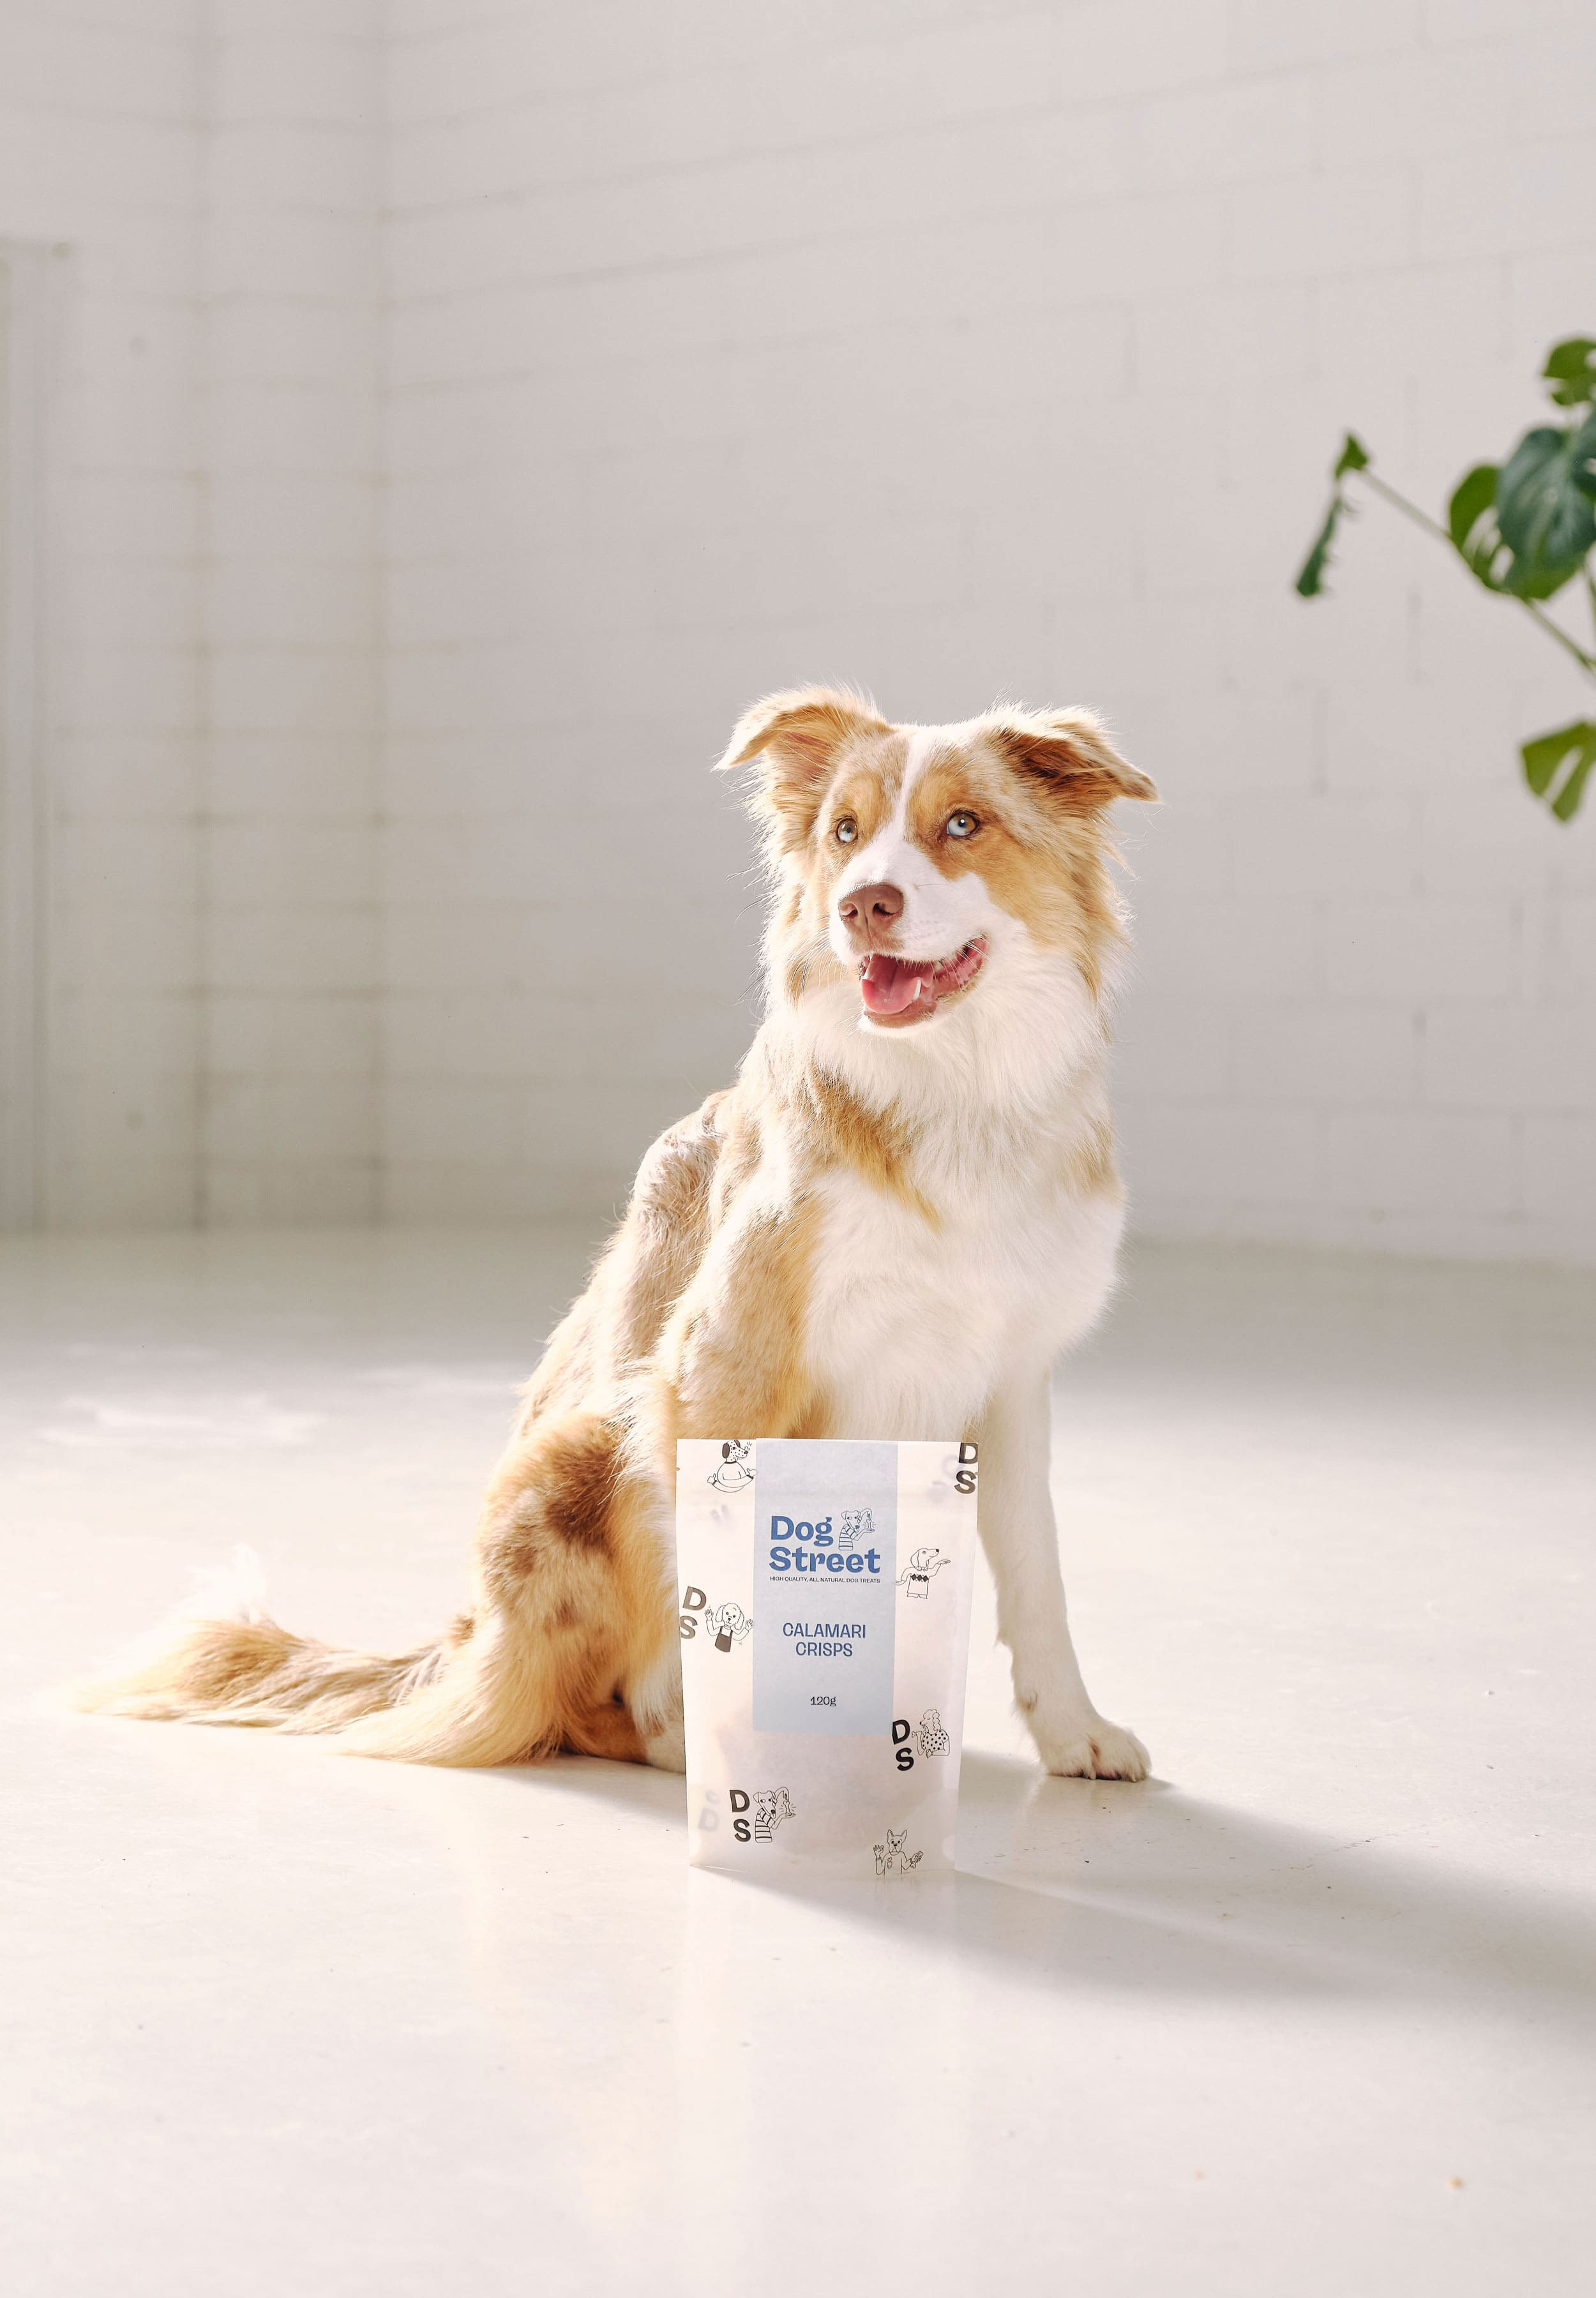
[753,1787,795,1841]
[706,1439,754,1493]
[836,1507,873,1553]
[916,1708,951,1758]
[873,1828,922,1877]
[703,1600,751,1654]
[897,1546,951,1600]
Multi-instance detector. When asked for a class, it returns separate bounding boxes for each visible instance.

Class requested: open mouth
[859,938,986,1025]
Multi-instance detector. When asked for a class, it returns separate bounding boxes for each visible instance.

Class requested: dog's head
[717,689,1156,1043]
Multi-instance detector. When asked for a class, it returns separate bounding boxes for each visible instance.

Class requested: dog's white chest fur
[804,1162,1124,1440]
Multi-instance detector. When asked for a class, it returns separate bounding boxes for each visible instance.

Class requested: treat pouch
[675,1438,979,1878]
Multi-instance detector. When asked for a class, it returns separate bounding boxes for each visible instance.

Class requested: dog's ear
[986,707,1157,813]
[716,686,891,846]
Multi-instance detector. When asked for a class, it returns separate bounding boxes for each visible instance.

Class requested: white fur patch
[118,1544,271,1672]
[175,1544,269,1627]
[829,723,995,976]
[52,1545,274,1716]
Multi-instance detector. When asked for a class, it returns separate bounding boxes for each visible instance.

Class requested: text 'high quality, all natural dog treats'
[675,1438,979,1877]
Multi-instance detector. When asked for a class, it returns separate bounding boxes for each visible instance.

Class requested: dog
[78,688,1156,1781]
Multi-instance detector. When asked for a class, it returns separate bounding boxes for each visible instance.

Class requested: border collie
[80,689,1157,1781]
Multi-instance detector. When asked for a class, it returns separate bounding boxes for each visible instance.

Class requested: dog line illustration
[705,1439,753,1494]
[916,1708,951,1757]
[898,1547,950,1599]
[873,1827,922,1877]
[753,1787,795,1841]
[702,1600,751,1653]
[836,1508,873,1553]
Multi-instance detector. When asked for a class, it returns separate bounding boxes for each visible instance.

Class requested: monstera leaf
[1447,462,1510,589]
[1521,720,1596,822]
[1297,338,1596,825]
[1542,336,1596,409]
[1494,426,1596,596]
[1448,428,1596,602]
[1572,405,1596,497]
[1294,433,1369,596]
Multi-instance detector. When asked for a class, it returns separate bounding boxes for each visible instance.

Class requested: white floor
[3,1228,1593,2298]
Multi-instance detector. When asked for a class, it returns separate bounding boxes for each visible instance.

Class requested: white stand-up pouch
[675,1438,979,1878]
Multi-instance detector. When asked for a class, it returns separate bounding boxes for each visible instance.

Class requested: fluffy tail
[73,1543,652,1768]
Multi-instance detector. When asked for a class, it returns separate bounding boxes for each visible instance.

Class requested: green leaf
[1449,430,1596,603]
[1296,436,1374,596]
[1542,337,1596,409]
[1448,462,1510,590]
[1494,424,1596,597]
[1571,406,1596,502]
[1521,720,1596,822]
[1295,491,1346,596]
[1333,432,1370,479]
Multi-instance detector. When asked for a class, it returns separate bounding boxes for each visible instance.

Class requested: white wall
[197,2,384,1224]
[0,0,204,1224]
[4,1,1593,1261]
[0,0,382,1226]
[382,0,1596,1260]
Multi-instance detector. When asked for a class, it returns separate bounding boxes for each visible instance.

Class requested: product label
[751,1438,897,1735]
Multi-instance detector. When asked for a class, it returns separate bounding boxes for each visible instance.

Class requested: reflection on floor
[3,1228,1592,2297]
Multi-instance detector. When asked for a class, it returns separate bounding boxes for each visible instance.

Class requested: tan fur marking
[708,1098,761,1222]
[790,1060,938,1224]
[802,735,907,917]
[668,1193,822,1439]
[1059,1109,1119,1201]
[561,1696,649,1764]
[716,686,892,856]
[899,747,1127,1002]
[73,1619,448,1734]
[539,1418,621,1554]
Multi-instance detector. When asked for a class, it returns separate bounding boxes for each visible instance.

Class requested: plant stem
[1357,467,1452,545]
[1353,468,1596,679]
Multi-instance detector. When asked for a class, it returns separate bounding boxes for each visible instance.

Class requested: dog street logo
[695,1785,794,1842]
[897,1545,951,1600]
[889,1709,951,1771]
[679,1586,751,1649]
[706,1439,753,1493]
[836,1506,873,1552]
[873,1827,922,1877]
[723,1786,794,1844]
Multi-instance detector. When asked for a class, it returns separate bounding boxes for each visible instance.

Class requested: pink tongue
[862,953,928,1016]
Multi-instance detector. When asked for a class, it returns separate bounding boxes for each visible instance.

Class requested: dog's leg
[977,1375,1148,1782]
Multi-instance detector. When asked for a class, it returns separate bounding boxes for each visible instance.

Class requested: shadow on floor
[482,1744,1596,2013]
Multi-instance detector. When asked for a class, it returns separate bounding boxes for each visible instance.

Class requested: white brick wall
[199,0,382,1225]
[1,3,202,1224]
[379,0,1596,1261]
[5,1,1593,1262]
[0,0,381,1228]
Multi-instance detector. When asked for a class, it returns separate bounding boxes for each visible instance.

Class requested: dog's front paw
[1034,1715,1149,1782]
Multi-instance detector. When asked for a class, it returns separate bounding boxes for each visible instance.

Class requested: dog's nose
[837,881,904,935]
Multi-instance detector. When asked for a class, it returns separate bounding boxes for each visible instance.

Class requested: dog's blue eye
[946,811,977,839]
[834,818,858,844]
